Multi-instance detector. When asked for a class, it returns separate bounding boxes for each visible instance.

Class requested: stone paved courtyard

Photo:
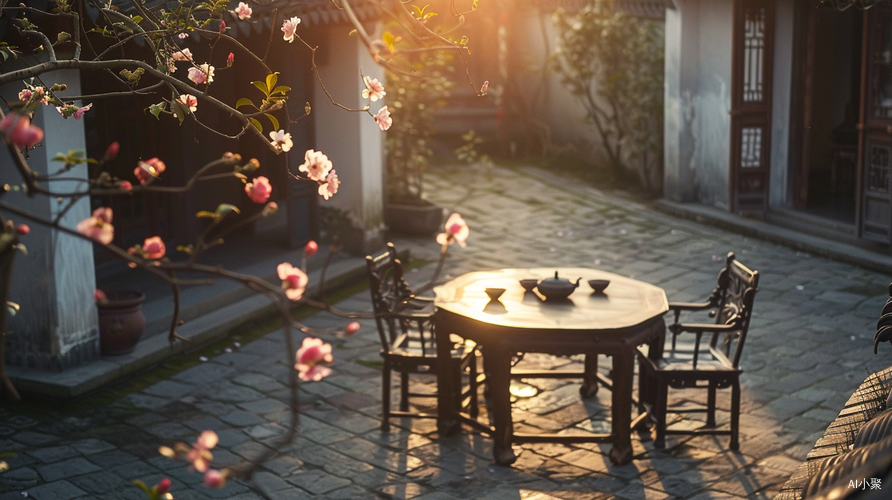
[2,163,891,500]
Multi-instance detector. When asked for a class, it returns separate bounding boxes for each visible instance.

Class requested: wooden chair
[366,243,479,431]
[637,252,759,450]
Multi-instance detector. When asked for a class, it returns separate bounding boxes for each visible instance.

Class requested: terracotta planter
[384,201,444,236]
[97,291,146,356]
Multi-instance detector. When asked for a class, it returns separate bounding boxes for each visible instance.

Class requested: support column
[310,26,384,255]
[1,70,100,371]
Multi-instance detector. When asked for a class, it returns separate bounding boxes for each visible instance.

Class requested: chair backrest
[365,243,434,353]
[708,252,759,368]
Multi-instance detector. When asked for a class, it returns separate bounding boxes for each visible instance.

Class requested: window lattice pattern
[743,7,766,103]
[740,127,762,169]
[869,145,891,193]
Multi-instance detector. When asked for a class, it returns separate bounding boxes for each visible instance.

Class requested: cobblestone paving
[3,163,891,499]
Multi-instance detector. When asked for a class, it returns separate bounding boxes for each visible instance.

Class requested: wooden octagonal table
[434,268,668,466]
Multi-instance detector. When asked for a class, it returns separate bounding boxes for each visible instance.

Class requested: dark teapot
[536,271,581,300]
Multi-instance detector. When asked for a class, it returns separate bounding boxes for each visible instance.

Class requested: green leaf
[170,100,188,125]
[6,301,19,317]
[131,15,143,24]
[196,210,217,219]
[133,480,149,494]
[265,113,279,132]
[249,118,262,133]
[14,243,26,255]
[271,86,291,96]
[215,204,240,216]
[147,102,166,119]
[235,97,254,109]
[252,80,268,96]
[265,73,279,94]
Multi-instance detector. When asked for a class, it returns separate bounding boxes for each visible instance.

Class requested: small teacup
[485,288,506,301]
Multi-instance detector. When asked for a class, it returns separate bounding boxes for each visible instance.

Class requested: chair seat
[385,333,475,360]
[639,344,739,374]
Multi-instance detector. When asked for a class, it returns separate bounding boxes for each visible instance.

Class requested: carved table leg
[485,344,517,465]
[609,351,634,466]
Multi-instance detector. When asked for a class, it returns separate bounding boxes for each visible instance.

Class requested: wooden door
[730,0,774,213]
[859,7,892,243]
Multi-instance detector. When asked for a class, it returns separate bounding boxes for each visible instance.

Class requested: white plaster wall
[770,0,795,207]
[663,0,733,209]
[693,0,733,209]
[0,70,99,369]
[310,27,384,245]
[515,11,613,164]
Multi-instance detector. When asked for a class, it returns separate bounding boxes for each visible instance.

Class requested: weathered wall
[1,71,100,371]
[311,26,384,253]
[663,0,733,209]
[770,0,795,207]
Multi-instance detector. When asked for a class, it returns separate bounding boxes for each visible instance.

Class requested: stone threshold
[653,200,892,275]
[7,257,369,399]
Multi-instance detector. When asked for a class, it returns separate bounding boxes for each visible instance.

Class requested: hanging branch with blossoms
[0,0,485,496]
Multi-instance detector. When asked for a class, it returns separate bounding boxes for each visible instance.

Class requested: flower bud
[157,478,172,494]
[345,321,361,335]
[104,141,120,161]
[203,469,226,489]
[304,240,318,258]
[15,224,29,236]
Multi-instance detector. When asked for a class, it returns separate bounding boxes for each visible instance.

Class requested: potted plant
[383,57,452,236]
[95,290,146,356]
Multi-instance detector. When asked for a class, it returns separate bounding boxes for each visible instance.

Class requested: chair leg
[469,353,479,418]
[381,362,391,432]
[730,378,741,450]
[706,381,717,428]
[654,381,668,449]
[400,372,409,412]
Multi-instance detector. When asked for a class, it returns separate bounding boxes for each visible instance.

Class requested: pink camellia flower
[187,64,214,85]
[436,212,470,247]
[157,478,172,494]
[0,112,44,149]
[187,430,218,473]
[318,170,340,200]
[143,236,166,259]
[345,321,361,336]
[361,76,386,102]
[134,157,166,184]
[104,141,120,161]
[277,262,308,301]
[269,129,293,152]
[295,337,333,382]
[298,149,332,182]
[203,469,225,489]
[374,106,392,131]
[172,48,193,62]
[218,19,226,32]
[92,207,113,224]
[15,224,29,236]
[119,180,132,191]
[73,103,92,120]
[282,16,300,43]
[304,240,318,258]
[178,32,188,40]
[177,94,198,113]
[76,208,114,245]
[235,2,252,20]
[226,52,234,67]
[245,176,272,204]
[18,89,31,101]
